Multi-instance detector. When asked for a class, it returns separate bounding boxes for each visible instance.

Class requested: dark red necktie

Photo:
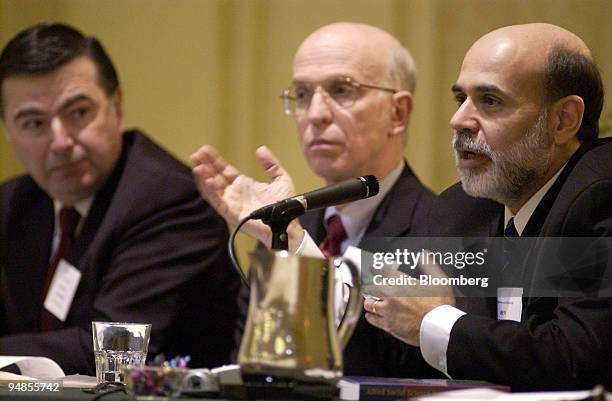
[319,215,348,257]
[40,206,81,331]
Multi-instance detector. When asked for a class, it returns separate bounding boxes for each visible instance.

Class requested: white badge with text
[43,259,81,321]
[497,287,523,322]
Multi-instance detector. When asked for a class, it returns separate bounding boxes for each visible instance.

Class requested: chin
[313,166,349,183]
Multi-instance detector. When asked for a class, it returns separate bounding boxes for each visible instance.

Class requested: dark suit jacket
[300,162,441,377]
[427,138,612,390]
[0,130,241,375]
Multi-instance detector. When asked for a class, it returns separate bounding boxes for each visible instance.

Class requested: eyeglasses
[280,76,397,116]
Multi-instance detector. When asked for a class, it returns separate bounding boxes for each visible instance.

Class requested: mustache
[452,130,493,158]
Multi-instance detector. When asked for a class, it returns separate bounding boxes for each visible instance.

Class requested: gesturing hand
[190,145,303,248]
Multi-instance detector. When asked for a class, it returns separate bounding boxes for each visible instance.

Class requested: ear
[389,90,413,137]
[550,95,584,146]
[110,87,124,129]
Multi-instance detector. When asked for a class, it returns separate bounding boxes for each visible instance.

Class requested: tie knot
[59,207,81,238]
[319,215,348,257]
[504,217,519,238]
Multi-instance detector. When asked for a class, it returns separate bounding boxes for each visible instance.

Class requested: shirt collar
[54,197,94,234]
[504,165,565,235]
[324,160,404,242]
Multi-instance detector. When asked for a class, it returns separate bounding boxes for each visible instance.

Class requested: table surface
[0,386,319,401]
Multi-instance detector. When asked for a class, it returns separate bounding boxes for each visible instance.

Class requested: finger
[255,146,290,183]
[191,145,241,185]
[190,144,219,166]
[363,297,383,315]
[364,310,386,330]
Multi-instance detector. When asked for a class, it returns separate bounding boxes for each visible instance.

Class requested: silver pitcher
[238,249,362,382]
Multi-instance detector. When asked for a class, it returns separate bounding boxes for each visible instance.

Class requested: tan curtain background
[1,1,610,257]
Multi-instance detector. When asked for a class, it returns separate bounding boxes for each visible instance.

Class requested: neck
[506,142,580,214]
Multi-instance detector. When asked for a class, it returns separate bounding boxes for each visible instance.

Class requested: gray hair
[387,46,417,93]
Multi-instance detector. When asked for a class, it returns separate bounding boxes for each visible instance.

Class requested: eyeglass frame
[280,76,398,116]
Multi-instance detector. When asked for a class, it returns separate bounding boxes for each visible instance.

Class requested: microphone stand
[262,204,306,250]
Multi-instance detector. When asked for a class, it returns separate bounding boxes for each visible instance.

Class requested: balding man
[192,23,436,377]
[363,23,612,390]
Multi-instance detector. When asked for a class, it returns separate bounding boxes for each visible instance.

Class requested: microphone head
[359,175,379,198]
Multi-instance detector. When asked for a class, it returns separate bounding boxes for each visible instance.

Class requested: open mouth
[459,150,483,159]
[456,149,490,168]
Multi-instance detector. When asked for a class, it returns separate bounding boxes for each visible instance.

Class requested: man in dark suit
[191,23,437,376]
[362,23,612,390]
[0,23,240,375]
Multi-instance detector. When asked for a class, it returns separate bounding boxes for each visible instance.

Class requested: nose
[306,89,333,127]
[49,117,74,152]
[450,98,479,135]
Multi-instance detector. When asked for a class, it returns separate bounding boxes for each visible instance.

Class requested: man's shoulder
[122,130,191,178]
[0,174,46,206]
[364,162,436,237]
[542,138,612,235]
[394,161,435,203]
[103,130,205,219]
[118,130,197,195]
[551,137,612,208]
[567,137,612,183]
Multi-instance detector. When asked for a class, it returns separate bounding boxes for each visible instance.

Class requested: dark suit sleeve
[0,173,240,374]
[92,191,241,370]
[446,180,612,390]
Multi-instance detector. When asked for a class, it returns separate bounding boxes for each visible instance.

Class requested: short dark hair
[544,46,604,143]
[0,22,119,115]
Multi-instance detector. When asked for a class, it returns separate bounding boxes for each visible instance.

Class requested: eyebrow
[13,94,93,122]
[58,94,94,112]
[292,75,351,85]
[451,83,504,95]
[13,108,44,122]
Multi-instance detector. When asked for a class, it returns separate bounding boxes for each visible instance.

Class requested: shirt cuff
[296,230,325,259]
[420,304,466,378]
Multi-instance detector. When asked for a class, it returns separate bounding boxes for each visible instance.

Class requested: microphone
[249,175,379,222]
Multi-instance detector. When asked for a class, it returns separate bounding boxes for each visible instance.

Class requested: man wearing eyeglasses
[192,22,437,377]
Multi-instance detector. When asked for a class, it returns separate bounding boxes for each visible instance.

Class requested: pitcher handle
[335,256,363,350]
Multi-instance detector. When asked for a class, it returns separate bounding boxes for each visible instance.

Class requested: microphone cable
[228,215,251,288]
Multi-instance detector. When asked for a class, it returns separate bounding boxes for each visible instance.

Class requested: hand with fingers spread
[190,145,304,249]
[362,259,455,347]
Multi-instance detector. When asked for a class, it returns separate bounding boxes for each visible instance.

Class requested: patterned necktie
[319,215,348,257]
[40,206,81,331]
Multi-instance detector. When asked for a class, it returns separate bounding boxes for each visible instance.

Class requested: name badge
[43,259,81,322]
[497,287,523,322]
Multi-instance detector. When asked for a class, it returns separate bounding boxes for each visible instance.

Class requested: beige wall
[1,0,611,194]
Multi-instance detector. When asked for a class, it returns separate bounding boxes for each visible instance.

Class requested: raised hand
[190,145,302,248]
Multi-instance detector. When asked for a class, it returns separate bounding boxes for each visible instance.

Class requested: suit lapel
[300,164,426,246]
[300,209,326,245]
[70,137,128,268]
[362,163,422,240]
[520,142,594,312]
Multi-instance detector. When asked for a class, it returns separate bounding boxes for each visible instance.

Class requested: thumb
[255,146,290,183]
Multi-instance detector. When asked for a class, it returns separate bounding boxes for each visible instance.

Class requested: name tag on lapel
[497,287,523,322]
[43,259,81,322]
